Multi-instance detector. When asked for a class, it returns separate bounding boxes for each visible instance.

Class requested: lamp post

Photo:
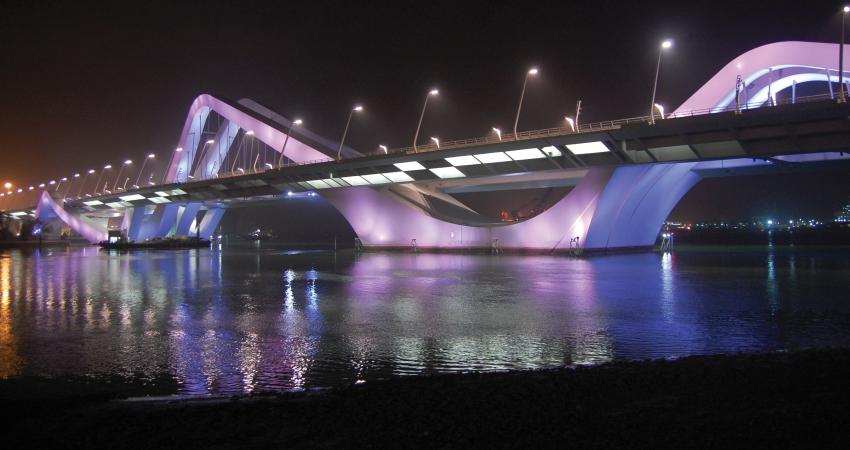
[653,103,665,120]
[379,145,388,154]
[231,131,251,173]
[112,160,132,192]
[650,40,672,125]
[841,6,849,103]
[513,68,538,138]
[430,137,440,148]
[196,140,214,179]
[65,173,79,199]
[278,119,303,166]
[565,117,575,132]
[492,127,502,141]
[93,165,111,196]
[55,177,68,193]
[134,154,155,188]
[77,169,95,198]
[413,89,439,152]
[338,105,363,160]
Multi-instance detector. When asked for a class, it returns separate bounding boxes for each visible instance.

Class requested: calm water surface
[1,244,850,395]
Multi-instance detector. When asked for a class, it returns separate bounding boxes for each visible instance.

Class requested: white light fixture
[149,196,171,204]
[83,200,104,206]
[661,40,673,49]
[474,152,511,163]
[566,141,610,155]
[429,167,466,179]
[362,174,390,184]
[541,146,563,157]
[382,171,415,183]
[379,145,388,154]
[430,137,440,148]
[506,148,545,160]
[394,161,426,171]
[565,117,575,131]
[492,127,502,140]
[341,175,370,186]
[445,155,480,166]
[307,180,331,189]
[119,194,146,201]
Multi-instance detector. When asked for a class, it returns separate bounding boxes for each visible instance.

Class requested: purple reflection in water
[2,245,850,395]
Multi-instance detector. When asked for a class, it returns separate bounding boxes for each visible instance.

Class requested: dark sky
[1,0,849,221]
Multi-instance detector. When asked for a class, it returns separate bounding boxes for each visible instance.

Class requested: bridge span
[3,41,850,253]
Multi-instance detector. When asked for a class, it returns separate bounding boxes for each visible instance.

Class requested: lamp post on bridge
[278,118,303,167]
[93,165,111,196]
[64,173,79,200]
[112,160,132,192]
[649,40,673,125]
[78,169,95,198]
[338,105,363,161]
[413,89,438,153]
[840,6,849,103]
[133,154,155,189]
[513,67,538,139]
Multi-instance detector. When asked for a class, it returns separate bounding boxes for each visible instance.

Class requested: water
[1,244,850,395]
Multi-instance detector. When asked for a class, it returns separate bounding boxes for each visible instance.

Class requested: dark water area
[1,244,850,396]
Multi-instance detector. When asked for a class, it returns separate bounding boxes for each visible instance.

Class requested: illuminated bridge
[3,41,850,253]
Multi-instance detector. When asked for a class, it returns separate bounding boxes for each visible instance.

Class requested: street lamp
[78,169,95,198]
[55,177,68,192]
[430,137,440,148]
[413,89,439,152]
[565,117,576,132]
[133,153,155,188]
[3,182,11,190]
[338,105,363,160]
[196,140,214,179]
[513,68,539,138]
[492,127,502,141]
[653,103,666,120]
[840,6,849,103]
[650,40,672,125]
[93,164,111,196]
[111,160,132,192]
[278,118,303,166]
[379,145,388,154]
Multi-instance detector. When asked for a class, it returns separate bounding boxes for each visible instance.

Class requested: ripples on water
[1,245,850,395]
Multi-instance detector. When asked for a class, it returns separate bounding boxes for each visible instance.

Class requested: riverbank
[4,349,850,448]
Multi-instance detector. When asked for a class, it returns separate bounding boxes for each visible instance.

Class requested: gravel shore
[4,349,850,448]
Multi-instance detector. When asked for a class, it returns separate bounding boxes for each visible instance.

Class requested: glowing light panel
[394,161,426,171]
[149,196,171,204]
[566,141,610,155]
[541,146,562,157]
[429,167,466,179]
[445,155,480,166]
[307,180,331,189]
[83,200,104,206]
[119,194,146,201]
[341,175,369,186]
[362,174,391,184]
[382,171,415,183]
[474,152,511,163]
[506,148,545,160]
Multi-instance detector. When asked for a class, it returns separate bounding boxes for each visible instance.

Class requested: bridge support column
[123,207,147,242]
[197,208,225,240]
[175,203,202,237]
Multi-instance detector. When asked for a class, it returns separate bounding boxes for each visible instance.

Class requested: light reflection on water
[1,245,850,395]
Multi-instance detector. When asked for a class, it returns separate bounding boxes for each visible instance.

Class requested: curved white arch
[165,94,333,183]
[34,192,107,243]
[675,41,850,112]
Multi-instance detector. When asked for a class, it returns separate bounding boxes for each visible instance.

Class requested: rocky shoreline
[4,349,850,448]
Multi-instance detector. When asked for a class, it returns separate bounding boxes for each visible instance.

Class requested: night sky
[1,0,849,223]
